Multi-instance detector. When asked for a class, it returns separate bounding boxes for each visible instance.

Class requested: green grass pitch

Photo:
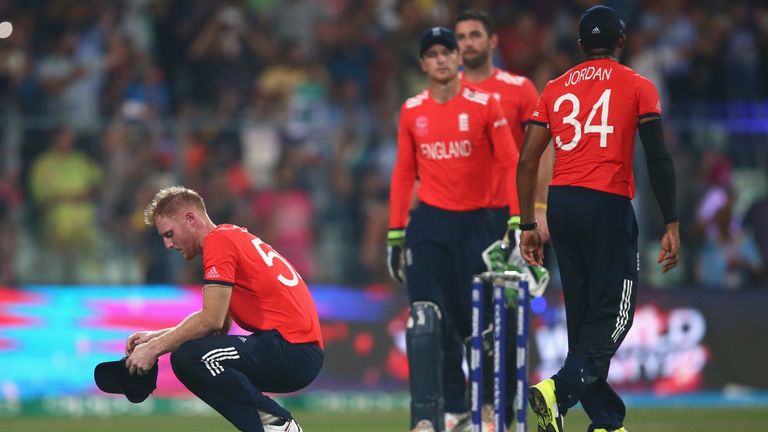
[2,407,767,431]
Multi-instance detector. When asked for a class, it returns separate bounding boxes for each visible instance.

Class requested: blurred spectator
[744,190,768,286]
[695,185,762,289]
[0,169,21,284]
[268,0,329,56]
[694,156,763,288]
[251,147,317,279]
[0,0,766,288]
[28,127,103,283]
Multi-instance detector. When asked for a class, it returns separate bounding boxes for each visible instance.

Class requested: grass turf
[2,407,767,431]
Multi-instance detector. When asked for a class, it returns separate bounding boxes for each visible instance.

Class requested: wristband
[387,229,405,246]
[534,202,548,210]
[519,221,538,231]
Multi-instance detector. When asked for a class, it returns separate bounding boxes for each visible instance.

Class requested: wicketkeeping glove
[482,216,551,297]
[387,229,406,284]
[482,216,521,272]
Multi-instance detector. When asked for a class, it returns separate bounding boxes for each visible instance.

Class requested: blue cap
[579,5,625,49]
[94,357,158,403]
[419,27,458,57]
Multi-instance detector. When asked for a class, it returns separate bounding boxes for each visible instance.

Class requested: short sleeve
[203,232,237,286]
[636,75,662,120]
[528,85,550,127]
[519,78,540,123]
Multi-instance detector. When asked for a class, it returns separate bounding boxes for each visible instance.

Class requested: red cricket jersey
[203,224,323,348]
[389,84,519,228]
[530,58,661,199]
[462,68,539,208]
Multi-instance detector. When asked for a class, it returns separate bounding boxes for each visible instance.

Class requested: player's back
[204,224,323,347]
[531,58,660,199]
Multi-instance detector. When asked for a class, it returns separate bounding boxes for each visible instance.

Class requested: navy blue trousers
[547,186,639,431]
[404,202,498,414]
[170,330,323,432]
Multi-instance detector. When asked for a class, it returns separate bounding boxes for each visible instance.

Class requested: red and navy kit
[461,69,539,208]
[389,84,519,228]
[530,58,661,198]
[202,224,323,348]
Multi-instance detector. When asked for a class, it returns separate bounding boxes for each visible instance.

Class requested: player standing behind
[452,9,554,431]
[517,6,680,432]
[387,27,520,432]
[126,186,323,432]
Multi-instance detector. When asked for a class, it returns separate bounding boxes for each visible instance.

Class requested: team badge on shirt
[458,113,469,131]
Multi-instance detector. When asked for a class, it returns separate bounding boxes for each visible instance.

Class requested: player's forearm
[517,155,538,224]
[389,173,416,228]
[214,315,233,336]
[146,311,223,356]
[534,144,554,204]
[517,125,551,224]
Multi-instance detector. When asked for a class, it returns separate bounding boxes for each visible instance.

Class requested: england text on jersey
[388,84,519,228]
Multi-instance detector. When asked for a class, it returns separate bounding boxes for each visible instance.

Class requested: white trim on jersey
[494,70,527,86]
[405,91,429,109]
[461,88,490,105]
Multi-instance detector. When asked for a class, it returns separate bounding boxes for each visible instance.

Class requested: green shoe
[593,428,627,432]
[528,379,564,432]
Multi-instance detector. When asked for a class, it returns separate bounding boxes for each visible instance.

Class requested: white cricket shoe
[263,418,302,432]
[445,411,471,432]
[411,419,436,432]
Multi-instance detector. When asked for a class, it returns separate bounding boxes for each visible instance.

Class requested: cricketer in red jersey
[389,84,519,225]
[386,27,519,432]
[456,9,555,241]
[126,186,322,432]
[440,10,554,432]
[517,6,680,432]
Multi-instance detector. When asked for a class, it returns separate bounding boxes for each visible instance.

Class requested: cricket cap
[420,27,458,57]
[579,5,625,49]
[94,357,158,403]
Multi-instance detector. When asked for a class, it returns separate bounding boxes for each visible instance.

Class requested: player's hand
[535,206,550,243]
[126,331,154,355]
[519,229,544,267]
[126,342,158,376]
[386,229,406,284]
[657,222,680,273]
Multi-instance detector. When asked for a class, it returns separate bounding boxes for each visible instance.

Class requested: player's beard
[462,48,490,70]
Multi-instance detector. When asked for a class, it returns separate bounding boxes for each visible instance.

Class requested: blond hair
[144,186,206,225]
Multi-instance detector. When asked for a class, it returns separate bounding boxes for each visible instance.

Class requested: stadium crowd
[0,0,766,288]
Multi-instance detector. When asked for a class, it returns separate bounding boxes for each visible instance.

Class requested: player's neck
[428,76,461,104]
[462,63,494,83]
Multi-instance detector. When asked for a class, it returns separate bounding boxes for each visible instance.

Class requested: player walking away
[387,27,520,432]
[126,186,323,432]
[517,6,680,432]
[451,10,554,431]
